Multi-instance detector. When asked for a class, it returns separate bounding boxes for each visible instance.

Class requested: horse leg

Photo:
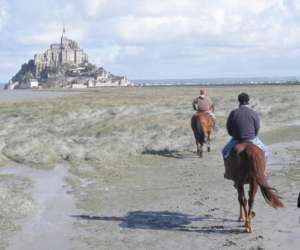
[196,142,202,157]
[199,143,203,157]
[236,183,246,222]
[207,132,211,152]
[196,142,199,154]
[246,179,258,233]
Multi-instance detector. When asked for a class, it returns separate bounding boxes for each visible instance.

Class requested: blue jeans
[222,137,269,159]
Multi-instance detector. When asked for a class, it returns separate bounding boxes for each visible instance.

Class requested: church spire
[61,24,66,48]
[62,25,66,37]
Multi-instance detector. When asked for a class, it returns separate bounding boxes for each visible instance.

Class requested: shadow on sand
[141,149,198,159]
[71,211,245,234]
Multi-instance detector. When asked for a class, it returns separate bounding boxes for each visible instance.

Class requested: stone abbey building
[33,28,88,78]
[5,28,130,89]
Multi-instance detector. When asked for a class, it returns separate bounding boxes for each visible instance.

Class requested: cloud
[1,0,300,81]
[7,0,296,49]
[76,0,109,18]
[87,44,145,66]
[0,0,8,30]
[106,0,292,49]
[16,22,86,45]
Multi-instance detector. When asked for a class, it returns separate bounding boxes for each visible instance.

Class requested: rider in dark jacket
[226,96,260,140]
[222,93,268,159]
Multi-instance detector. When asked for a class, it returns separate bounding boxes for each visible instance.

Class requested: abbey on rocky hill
[5,28,130,89]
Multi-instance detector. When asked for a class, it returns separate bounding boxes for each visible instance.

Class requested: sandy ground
[0,86,299,250]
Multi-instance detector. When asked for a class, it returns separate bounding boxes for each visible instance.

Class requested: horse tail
[243,146,284,209]
[191,114,203,142]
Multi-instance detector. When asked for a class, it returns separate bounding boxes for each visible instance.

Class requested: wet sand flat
[0,89,81,103]
[0,85,300,249]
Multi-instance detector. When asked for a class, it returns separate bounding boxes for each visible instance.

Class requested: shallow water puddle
[268,141,300,171]
[0,164,79,250]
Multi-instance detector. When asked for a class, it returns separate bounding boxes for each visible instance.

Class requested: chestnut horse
[191,112,214,157]
[224,143,284,233]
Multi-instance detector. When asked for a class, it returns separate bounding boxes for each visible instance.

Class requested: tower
[60,25,67,64]
[61,25,66,46]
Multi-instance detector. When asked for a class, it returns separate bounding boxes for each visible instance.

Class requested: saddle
[195,111,214,125]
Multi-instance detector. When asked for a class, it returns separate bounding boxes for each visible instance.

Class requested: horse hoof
[238,217,245,222]
[244,221,253,233]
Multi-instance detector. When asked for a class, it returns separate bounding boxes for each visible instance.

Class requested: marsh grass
[1,86,300,171]
[0,88,299,185]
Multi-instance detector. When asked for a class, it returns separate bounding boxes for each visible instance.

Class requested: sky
[1,0,300,82]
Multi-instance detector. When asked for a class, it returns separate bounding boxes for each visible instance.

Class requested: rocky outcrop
[5,29,130,89]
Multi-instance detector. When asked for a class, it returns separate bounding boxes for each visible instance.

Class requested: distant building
[5,80,18,90]
[29,79,39,88]
[87,79,95,87]
[71,83,87,89]
[18,78,39,89]
[5,27,131,90]
[33,27,88,78]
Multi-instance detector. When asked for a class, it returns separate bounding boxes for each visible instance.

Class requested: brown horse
[191,112,214,157]
[224,143,284,233]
